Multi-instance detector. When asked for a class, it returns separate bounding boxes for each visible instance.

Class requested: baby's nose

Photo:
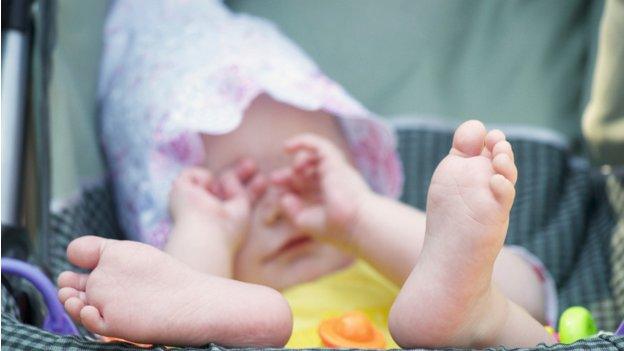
[263,204,285,225]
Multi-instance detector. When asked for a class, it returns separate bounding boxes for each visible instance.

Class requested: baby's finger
[293,150,319,173]
[209,181,224,199]
[281,194,325,236]
[179,167,213,187]
[247,174,268,204]
[285,134,341,159]
[286,135,347,176]
[279,193,304,221]
[294,151,321,183]
[224,196,250,225]
[222,171,252,223]
[295,207,326,236]
[221,170,247,200]
[271,168,294,186]
[301,164,320,182]
[235,158,258,184]
[266,192,300,225]
[271,167,316,194]
[292,169,313,193]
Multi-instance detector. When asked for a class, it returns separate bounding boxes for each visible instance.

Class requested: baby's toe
[492,153,517,184]
[80,305,109,336]
[484,129,506,156]
[64,296,85,322]
[67,236,108,270]
[451,120,487,157]
[490,174,515,209]
[58,271,89,291]
[58,287,86,304]
[492,140,514,162]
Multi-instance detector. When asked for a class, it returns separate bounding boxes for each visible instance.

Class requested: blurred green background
[228,0,603,141]
[50,0,608,199]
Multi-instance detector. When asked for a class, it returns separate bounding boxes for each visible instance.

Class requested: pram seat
[3,121,623,350]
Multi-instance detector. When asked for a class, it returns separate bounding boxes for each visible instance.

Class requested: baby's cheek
[315,244,355,273]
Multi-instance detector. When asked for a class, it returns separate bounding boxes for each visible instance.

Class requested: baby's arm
[350,193,427,284]
[274,134,426,285]
[166,160,266,277]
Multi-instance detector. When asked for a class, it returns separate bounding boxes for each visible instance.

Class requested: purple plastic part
[616,321,624,336]
[2,258,79,335]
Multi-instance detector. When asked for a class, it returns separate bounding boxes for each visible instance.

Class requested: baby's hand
[169,159,267,249]
[272,134,372,251]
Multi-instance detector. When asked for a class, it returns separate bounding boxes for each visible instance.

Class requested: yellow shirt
[283,260,400,348]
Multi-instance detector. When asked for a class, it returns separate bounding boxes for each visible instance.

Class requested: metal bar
[1,28,30,225]
[32,0,55,270]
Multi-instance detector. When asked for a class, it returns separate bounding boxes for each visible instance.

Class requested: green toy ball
[558,306,598,344]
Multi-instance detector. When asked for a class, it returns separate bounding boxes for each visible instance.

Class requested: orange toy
[101,336,153,348]
[318,311,386,349]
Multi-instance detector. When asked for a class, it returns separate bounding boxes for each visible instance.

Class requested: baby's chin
[236,246,355,291]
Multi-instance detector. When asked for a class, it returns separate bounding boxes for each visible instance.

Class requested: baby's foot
[389,120,520,347]
[58,236,292,347]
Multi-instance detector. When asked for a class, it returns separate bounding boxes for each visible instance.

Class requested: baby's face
[233,186,354,291]
[203,94,356,290]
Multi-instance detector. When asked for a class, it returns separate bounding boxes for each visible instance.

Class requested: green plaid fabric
[47,186,124,278]
[2,121,622,350]
[1,312,173,350]
[2,284,21,321]
[2,310,623,351]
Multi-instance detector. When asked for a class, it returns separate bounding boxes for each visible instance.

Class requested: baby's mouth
[266,234,314,262]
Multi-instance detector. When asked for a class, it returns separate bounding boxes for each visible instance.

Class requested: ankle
[479,295,556,348]
[468,288,511,348]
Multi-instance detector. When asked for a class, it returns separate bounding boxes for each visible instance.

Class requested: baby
[57,96,555,348]
[57,1,557,348]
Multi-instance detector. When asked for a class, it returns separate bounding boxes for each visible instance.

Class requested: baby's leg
[58,236,292,347]
[389,121,555,348]
[494,248,551,325]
